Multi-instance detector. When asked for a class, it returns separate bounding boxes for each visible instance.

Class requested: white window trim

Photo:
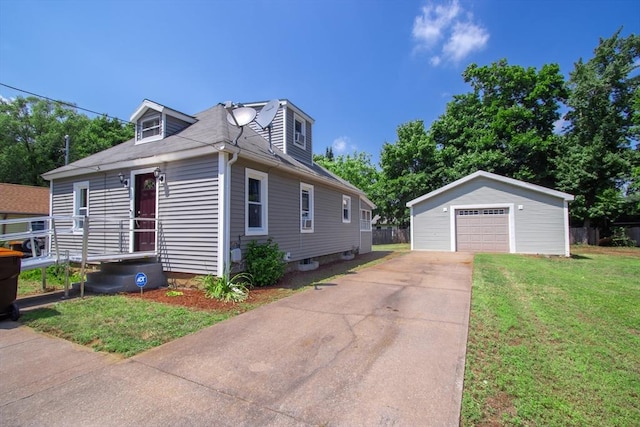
[245,168,268,236]
[136,113,164,144]
[300,183,314,233]
[342,195,351,223]
[293,113,306,149]
[449,203,515,253]
[360,209,372,231]
[72,181,89,232]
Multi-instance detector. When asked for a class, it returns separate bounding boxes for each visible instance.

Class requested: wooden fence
[372,229,410,245]
[570,227,640,246]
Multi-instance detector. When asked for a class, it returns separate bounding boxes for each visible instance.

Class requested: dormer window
[136,113,164,143]
[130,99,197,145]
[141,115,161,139]
[294,114,306,149]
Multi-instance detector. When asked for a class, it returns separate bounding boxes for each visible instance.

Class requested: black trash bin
[0,248,23,321]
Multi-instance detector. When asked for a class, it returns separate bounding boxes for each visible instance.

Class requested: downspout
[217,149,238,276]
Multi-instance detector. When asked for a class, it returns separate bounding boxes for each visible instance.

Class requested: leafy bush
[245,239,286,287]
[199,265,252,303]
[610,227,637,247]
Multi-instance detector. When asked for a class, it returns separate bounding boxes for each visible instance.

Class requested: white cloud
[412,1,489,66]
[332,136,356,155]
[412,0,461,49]
[443,21,489,63]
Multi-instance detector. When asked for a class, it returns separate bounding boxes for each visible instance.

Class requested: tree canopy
[314,150,379,198]
[372,30,638,231]
[554,29,639,228]
[0,96,133,186]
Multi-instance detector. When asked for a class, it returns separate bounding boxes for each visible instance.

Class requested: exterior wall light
[118,172,129,188]
[154,167,166,184]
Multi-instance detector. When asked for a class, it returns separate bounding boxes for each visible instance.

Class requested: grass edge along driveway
[19,245,410,358]
[461,246,640,426]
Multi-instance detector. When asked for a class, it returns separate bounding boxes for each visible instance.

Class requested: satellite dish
[226,106,256,127]
[255,99,280,129]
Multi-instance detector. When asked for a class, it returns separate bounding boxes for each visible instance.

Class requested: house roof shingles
[42,103,374,206]
[0,183,49,215]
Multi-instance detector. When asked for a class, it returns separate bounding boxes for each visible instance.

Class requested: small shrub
[610,227,637,247]
[245,239,286,287]
[199,265,252,302]
[165,290,184,297]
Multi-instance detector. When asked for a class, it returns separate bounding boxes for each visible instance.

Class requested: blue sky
[0,0,638,165]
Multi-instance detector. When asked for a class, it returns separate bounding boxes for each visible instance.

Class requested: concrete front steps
[74,259,166,294]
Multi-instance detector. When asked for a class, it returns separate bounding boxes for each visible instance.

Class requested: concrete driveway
[0,251,473,426]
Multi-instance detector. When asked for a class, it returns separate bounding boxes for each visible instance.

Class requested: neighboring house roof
[0,183,49,215]
[406,170,574,207]
[42,102,374,206]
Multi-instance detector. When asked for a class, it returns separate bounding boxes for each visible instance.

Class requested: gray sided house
[407,171,574,256]
[42,99,375,276]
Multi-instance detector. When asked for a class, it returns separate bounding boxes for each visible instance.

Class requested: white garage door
[456,208,509,252]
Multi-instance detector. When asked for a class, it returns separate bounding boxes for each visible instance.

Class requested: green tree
[314,150,379,198]
[376,120,441,226]
[430,59,567,187]
[555,29,640,229]
[0,96,133,186]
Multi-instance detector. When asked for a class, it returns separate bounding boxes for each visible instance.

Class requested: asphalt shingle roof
[42,103,370,203]
[0,183,49,215]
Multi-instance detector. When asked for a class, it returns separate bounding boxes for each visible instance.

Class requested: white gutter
[43,145,220,181]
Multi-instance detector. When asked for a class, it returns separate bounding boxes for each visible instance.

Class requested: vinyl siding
[248,105,285,152]
[51,174,131,254]
[165,115,191,137]
[285,110,313,165]
[157,155,219,274]
[411,177,568,255]
[49,156,219,273]
[230,159,360,265]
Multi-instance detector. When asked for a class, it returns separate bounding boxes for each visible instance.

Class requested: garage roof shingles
[0,183,49,215]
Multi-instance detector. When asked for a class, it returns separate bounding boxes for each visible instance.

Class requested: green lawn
[16,264,81,296]
[20,247,407,357]
[21,296,230,357]
[462,246,640,426]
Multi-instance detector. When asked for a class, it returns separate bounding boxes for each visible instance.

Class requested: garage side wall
[412,177,568,255]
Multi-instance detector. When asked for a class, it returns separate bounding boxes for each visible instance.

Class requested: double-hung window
[73,181,89,231]
[300,183,314,233]
[136,114,162,143]
[246,168,268,235]
[342,195,351,223]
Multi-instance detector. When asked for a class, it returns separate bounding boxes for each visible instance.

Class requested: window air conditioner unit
[295,132,305,145]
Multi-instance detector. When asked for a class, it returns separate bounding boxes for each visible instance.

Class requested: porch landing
[75,259,166,294]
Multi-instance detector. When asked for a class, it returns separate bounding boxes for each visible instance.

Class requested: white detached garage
[407,171,574,256]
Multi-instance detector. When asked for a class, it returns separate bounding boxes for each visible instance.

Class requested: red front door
[134,173,156,252]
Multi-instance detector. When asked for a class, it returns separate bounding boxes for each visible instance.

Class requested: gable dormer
[245,99,314,164]
[130,99,197,144]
